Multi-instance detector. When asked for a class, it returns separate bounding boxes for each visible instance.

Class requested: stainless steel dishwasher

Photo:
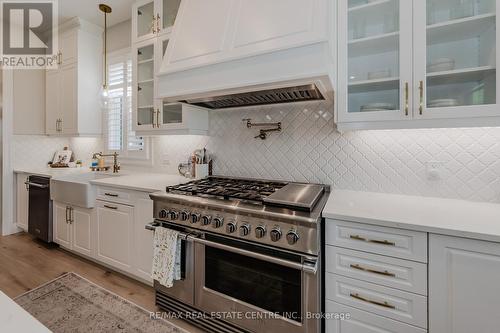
[25,175,53,243]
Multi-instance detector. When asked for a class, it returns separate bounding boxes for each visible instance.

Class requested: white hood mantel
[157,0,335,109]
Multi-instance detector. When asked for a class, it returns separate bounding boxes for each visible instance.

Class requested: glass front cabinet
[133,39,157,130]
[338,0,499,129]
[132,0,181,43]
[132,0,208,134]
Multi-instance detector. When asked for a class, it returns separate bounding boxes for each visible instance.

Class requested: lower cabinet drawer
[326,220,428,262]
[327,246,427,295]
[97,187,132,205]
[326,274,427,329]
[326,301,427,333]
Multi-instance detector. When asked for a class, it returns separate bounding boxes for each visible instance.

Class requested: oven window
[205,246,302,322]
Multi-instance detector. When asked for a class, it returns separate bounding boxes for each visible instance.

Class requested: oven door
[194,235,320,333]
[147,222,196,306]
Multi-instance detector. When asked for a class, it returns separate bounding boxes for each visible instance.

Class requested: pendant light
[99,4,112,100]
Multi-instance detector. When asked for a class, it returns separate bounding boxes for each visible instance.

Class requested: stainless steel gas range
[147,176,330,333]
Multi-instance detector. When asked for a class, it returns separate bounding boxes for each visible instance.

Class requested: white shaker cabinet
[71,206,94,258]
[96,200,134,273]
[429,234,500,333]
[45,19,103,136]
[53,202,94,258]
[53,202,72,249]
[13,70,46,135]
[337,0,500,131]
[15,173,29,231]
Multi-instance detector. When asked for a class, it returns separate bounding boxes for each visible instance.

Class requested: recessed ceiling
[58,0,134,27]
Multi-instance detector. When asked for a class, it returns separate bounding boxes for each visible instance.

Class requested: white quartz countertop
[14,167,188,192]
[323,189,500,243]
[14,167,92,178]
[0,291,51,333]
[89,173,188,192]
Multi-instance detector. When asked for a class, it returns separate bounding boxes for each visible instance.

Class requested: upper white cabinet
[133,0,181,43]
[132,0,209,135]
[160,0,328,74]
[414,0,498,119]
[45,19,103,136]
[133,39,158,130]
[429,234,500,333]
[338,0,412,123]
[337,0,500,131]
[13,70,46,135]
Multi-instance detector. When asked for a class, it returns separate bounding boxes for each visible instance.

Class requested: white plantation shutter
[106,54,146,158]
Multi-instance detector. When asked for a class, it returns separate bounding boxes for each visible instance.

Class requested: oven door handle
[24,181,49,189]
[145,222,318,274]
[195,237,318,275]
[145,222,197,243]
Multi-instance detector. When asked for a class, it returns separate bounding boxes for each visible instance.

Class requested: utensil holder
[195,164,209,179]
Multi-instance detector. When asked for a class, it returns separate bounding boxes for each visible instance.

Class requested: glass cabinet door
[161,0,181,33]
[415,0,498,118]
[160,103,183,126]
[134,0,156,42]
[134,42,156,129]
[338,0,413,123]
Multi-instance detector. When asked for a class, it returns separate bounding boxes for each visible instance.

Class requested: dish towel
[152,227,181,288]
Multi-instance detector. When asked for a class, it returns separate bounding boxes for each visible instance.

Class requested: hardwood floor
[0,232,204,333]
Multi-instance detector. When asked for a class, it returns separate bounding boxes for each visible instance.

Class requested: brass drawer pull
[419,80,424,115]
[104,205,118,210]
[350,293,396,309]
[349,235,396,246]
[104,193,119,197]
[350,264,396,277]
[404,81,409,116]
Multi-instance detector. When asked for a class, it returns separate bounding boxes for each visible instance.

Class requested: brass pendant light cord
[104,11,107,90]
[99,4,112,91]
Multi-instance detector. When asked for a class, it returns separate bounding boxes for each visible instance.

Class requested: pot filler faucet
[92,152,121,173]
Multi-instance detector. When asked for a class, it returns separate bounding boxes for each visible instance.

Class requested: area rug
[15,272,188,333]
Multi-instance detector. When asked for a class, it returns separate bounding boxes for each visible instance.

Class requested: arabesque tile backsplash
[13,100,500,203]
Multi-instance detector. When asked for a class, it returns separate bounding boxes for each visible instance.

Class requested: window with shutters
[104,50,150,162]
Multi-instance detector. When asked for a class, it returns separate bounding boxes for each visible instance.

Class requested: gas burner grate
[166,177,288,203]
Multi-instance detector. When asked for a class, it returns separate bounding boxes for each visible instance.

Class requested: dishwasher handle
[25,181,49,189]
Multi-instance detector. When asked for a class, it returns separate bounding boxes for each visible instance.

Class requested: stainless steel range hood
[184,84,325,109]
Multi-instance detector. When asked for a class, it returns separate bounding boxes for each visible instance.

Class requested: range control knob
[255,225,266,238]
[239,223,251,237]
[213,217,224,228]
[270,227,282,242]
[190,213,201,224]
[180,211,190,221]
[226,221,237,234]
[202,215,212,226]
[159,209,168,219]
[168,210,179,220]
[286,230,300,245]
